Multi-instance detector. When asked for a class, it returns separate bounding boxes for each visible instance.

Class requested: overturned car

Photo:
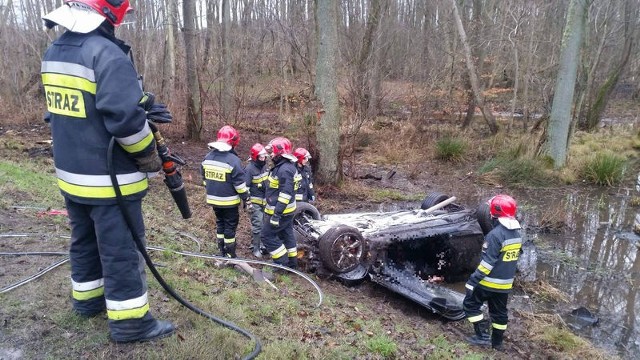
[293,193,491,320]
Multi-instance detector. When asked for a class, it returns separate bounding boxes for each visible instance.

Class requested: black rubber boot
[225,242,237,258]
[251,234,262,257]
[467,320,491,346]
[492,329,505,351]
[73,296,106,318]
[288,256,298,269]
[110,313,175,343]
[217,238,225,256]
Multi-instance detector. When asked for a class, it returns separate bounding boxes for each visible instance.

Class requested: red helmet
[217,125,240,147]
[250,143,267,161]
[488,195,517,219]
[268,137,293,157]
[67,0,132,26]
[293,148,311,164]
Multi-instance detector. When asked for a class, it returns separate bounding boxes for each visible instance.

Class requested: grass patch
[424,334,484,360]
[0,160,62,209]
[365,335,398,357]
[479,154,555,187]
[435,137,467,162]
[580,152,626,186]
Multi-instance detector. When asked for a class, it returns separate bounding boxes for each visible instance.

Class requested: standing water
[514,184,640,359]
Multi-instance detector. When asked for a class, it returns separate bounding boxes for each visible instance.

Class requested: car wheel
[318,226,366,273]
[421,192,450,210]
[476,200,493,235]
[293,202,321,225]
[336,264,369,286]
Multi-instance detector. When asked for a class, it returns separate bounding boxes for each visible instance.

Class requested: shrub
[581,152,626,186]
[435,137,467,162]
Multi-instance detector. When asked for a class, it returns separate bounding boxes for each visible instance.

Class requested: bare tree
[547,0,591,168]
[315,0,341,185]
[450,0,498,134]
[183,0,203,139]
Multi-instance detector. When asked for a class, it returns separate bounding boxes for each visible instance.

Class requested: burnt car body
[293,193,487,320]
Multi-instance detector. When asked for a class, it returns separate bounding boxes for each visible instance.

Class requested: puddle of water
[517,187,640,359]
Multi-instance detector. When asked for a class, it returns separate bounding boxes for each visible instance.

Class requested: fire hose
[107,131,262,359]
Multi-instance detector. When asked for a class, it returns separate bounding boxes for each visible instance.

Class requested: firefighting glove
[270,214,281,227]
[310,195,316,203]
[139,92,173,124]
[135,148,162,173]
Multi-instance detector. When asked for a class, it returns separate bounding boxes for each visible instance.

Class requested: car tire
[336,264,369,286]
[294,202,321,220]
[476,200,493,235]
[318,225,366,274]
[420,192,450,210]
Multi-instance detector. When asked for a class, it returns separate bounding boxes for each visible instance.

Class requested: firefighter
[293,148,316,203]
[244,143,269,258]
[262,137,300,268]
[463,194,522,351]
[201,125,250,258]
[40,0,174,343]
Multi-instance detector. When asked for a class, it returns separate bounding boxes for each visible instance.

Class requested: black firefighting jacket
[244,160,268,206]
[201,149,249,208]
[295,164,315,202]
[41,27,154,205]
[264,157,299,216]
[466,222,522,293]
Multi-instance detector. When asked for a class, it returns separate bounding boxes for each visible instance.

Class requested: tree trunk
[547,0,589,168]
[354,0,385,119]
[582,0,634,131]
[221,0,235,122]
[161,0,177,98]
[450,0,498,134]
[314,0,341,185]
[183,0,203,140]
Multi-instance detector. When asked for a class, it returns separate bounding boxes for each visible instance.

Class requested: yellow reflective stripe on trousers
[270,245,287,259]
[492,323,507,330]
[106,293,149,320]
[224,237,236,244]
[467,314,484,323]
[107,303,150,320]
[71,278,105,301]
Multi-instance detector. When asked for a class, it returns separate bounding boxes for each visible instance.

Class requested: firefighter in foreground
[463,194,522,351]
[40,0,174,342]
[244,143,269,257]
[293,147,316,203]
[262,137,301,268]
[202,125,250,258]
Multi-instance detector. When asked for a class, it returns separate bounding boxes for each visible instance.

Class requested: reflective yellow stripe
[107,303,149,320]
[467,314,484,323]
[72,287,104,301]
[42,73,97,94]
[224,238,236,244]
[58,178,148,198]
[271,246,287,259]
[479,279,513,290]
[501,243,522,252]
[282,203,296,214]
[478,265,491,275]
[119,132,154,154]
[492,323,507,330]
[206,198,241,206]
[216,234,224,239]
[288,251,298,257]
